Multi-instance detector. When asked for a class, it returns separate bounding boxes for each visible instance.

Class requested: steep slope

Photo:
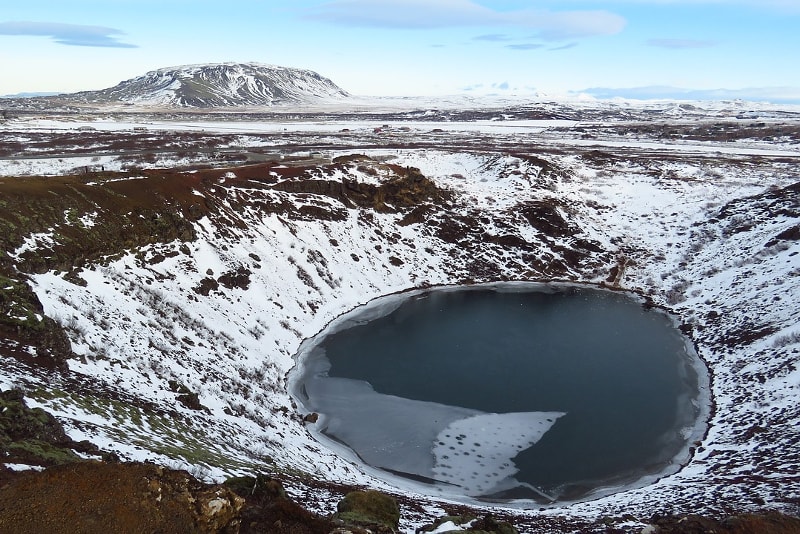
[71,63,349,108]
[1,146,799,531]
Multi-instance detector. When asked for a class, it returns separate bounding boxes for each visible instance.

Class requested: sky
[1,0,799,102]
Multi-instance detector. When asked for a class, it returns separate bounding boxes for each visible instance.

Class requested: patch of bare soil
[0,461,244,534]
[0,462,405,534]
[1,460,799,534]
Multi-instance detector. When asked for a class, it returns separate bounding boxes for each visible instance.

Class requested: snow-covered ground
[1,110,799,532]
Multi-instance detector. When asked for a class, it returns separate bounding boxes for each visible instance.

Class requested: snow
[428,520,473,533]
[2,463,45,472]
[541,136,800,158]
[11,230,57,258]
[0,375,14,391]
[0,117,574,136]
[1,104,799,529]
[0,154,200,177]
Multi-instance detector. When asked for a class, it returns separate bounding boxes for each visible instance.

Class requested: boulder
[334,490,400,531]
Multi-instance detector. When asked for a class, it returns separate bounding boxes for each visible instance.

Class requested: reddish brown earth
[1,149,799,533]
[2,461,799,534]
[0,461,372,534]
[0,462,244,534]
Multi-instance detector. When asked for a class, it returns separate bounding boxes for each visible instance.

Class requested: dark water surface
[292,284,707,503]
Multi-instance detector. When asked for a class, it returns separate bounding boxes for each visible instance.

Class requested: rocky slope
[1,394,798,533]
[6,63,350,109]
[0,119,799,531]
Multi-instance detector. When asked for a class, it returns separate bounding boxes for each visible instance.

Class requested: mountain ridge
[14,63,350,109]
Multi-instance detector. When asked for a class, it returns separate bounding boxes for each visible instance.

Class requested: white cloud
[0,21,136,48]
[473,33,513,42]
[462,81,538,94]
[549,42,579,51]
[506,43,544,50]
[305,0,626,39]
[580,85,800,103]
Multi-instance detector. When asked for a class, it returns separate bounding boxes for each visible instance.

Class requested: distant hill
[7,63,350,109]
[0,92,63,99]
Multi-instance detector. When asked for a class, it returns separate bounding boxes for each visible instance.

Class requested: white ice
[432,411,565,496]
[301,352,565,495]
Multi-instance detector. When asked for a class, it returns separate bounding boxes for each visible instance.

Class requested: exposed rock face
[0,170,203,371]
[225,474,335,534]
[0,276,72,370]
[272,163,449,211]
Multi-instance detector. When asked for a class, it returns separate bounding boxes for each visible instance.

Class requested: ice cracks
[302,361,564,497]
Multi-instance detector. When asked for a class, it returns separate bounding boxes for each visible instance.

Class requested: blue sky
[1,0,799,102]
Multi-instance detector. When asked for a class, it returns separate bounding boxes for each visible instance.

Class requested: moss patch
[335,490,401,530]
[0,389,89,466]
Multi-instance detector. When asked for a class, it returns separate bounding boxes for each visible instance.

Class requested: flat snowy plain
[1,98,799,532]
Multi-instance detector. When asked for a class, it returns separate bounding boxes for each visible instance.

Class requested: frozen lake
[290,283,709,504]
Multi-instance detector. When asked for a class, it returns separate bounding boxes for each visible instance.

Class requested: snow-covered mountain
[69,63,349,108]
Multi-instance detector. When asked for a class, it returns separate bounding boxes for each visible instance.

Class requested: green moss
[0,275,55,337]
[1,392,63,441]
[0,389,82,466]
[29,387,263,474]
[7,439,80,464]
[63,208,79,225]
[335,490,400,529]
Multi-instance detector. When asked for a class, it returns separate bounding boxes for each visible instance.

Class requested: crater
[289,283,710,505]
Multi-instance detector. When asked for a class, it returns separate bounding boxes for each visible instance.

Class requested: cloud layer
[581,85,800,103]
[305,0,626,39]
[0,21,136,48]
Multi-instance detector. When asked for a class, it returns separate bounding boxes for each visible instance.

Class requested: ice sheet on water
[432,411,565,496]
[305,374,479,478]
[304,370,565,494]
